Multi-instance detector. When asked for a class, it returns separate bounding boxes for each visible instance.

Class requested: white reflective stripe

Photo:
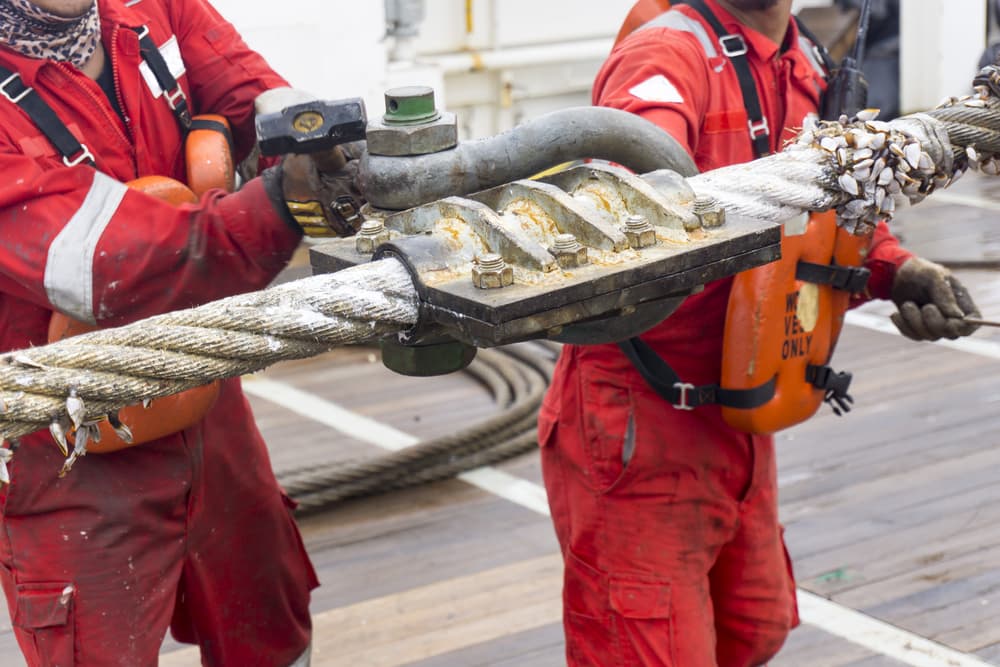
[640,10,719,58]
[44,173,129,324]
[139,35,186,98]
[798,35,827,79]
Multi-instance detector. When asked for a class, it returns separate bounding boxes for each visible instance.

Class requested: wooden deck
[5,173,1000,665]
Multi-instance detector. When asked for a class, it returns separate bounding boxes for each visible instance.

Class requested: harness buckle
[672,382,696,411]
[836,266,871,293]
[719,34,748,58]
[134,25,150,41]
[748,117,770,140]
[164,85,187,112]
[0,72,31,105]
[62,144,94,167]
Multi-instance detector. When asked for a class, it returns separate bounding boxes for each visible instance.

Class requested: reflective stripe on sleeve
[43,172,129,324]
[639,10,719,58]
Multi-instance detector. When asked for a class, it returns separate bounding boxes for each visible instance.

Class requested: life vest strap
[796,260,871,293]
[618,337,776,411]
[806,364,854,416]
[0,67,95,167]
[133,26,192,131]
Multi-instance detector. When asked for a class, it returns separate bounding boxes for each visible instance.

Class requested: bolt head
[471,264,514,289]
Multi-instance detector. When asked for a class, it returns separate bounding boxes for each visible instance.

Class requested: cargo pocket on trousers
[13,582,76,666]
[608,576,674,665]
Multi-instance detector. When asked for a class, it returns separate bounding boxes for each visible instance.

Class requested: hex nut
[471,265,514,289]
[366,112,459,157]
[355,221,391,255]
[624,227,657,249]
[693,196,726,228]
[549,243,589,268]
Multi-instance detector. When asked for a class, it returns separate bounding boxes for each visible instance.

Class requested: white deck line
[242,375,996,666]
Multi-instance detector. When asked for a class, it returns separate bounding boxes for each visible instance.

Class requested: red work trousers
[539,351,798,666]
[0,380,318,666]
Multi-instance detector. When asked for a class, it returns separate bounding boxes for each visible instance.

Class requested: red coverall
[0,1,317,665]
[539,2,914,665]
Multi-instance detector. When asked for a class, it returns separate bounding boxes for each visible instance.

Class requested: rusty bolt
[472,253,514,289]
[693,195,726,228]
[623,214,657,249]
[549,233,589,268]
[355,219,390,255]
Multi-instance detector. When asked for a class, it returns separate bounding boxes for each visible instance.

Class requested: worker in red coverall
[539,1,981,665]
[0,0,361,665]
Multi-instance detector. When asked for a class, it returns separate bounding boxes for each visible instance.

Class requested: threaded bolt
[692,195,726,228]
[472,253,514,289]
[552,233,581,253]
[355,219,390,254]
[549,233,588,268]
[623,214,657,249]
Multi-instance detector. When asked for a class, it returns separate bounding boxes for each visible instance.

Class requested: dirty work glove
[890,257,981,341]
[256,87,366,237]
[276,144,365,237]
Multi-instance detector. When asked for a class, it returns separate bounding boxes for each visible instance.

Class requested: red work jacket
[0,0,298,461]
[559,0,912,408]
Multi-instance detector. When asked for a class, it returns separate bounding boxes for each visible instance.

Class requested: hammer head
[256,97,367,156]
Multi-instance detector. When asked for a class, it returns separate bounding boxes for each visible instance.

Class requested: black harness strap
[684,0,771,158]
[796,260,870,293]
[806,364,853,415]
[189,116,234,158]
[0,25,197,167]
[133,26,191,131]
[0,66,94,166]
[618,337,777,411]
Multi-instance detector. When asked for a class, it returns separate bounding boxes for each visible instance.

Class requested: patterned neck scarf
[0,0,100,68]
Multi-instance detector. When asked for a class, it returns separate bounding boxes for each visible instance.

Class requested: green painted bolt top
[383,86,441,125]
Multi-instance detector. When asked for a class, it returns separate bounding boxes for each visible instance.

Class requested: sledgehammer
[255,97,367,171]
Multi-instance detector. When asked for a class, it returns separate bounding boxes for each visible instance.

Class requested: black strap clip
[807,364,854,416]
[796,260,871,294]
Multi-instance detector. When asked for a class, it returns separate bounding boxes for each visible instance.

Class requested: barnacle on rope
[786,108,961,234]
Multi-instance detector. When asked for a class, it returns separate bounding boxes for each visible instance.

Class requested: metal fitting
[549,233,589,268]
[693,195,726,228]
[472,253,514,289]
[355,219,390,255]
[623,214,657,249]
[366,86,458,157]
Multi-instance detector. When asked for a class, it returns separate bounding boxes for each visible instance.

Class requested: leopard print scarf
[0,0,100,68]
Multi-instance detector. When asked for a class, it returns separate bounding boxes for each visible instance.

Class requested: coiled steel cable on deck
[276,342,559,512]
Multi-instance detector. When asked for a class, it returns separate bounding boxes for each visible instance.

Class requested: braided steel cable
[0,259,419,443]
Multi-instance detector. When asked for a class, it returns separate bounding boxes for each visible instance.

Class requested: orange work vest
[720,211,872,433]
[48,115,235,453]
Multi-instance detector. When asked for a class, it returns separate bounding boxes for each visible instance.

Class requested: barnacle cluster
[789,108,960,235]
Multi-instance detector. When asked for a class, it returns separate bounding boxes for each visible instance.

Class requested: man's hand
[890,257,981,341]
[278,144,365,237]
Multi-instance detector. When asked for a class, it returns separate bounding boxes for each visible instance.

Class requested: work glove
[890,257,981,341]
[256,87,366,237]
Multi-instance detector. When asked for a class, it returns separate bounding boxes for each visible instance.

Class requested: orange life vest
[48,114,234,453]
[613,2,870,433]
[720,211,872,433]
